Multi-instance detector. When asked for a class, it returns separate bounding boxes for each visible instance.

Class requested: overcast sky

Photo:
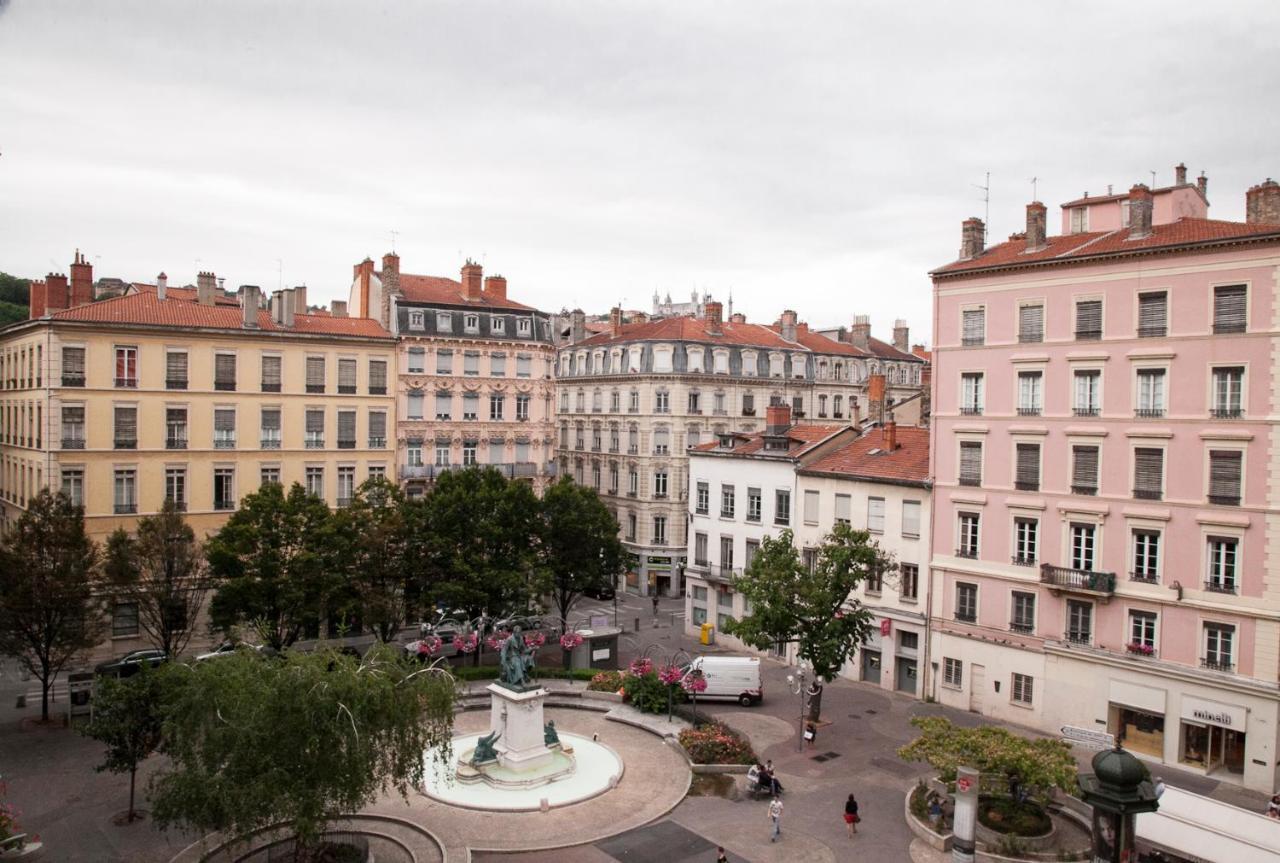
[3,1,1279,343]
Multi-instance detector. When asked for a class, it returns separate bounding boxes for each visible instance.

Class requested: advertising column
[952,765,978,863]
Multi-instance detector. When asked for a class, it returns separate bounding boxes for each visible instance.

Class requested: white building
[794,422,932,696]
[683,405,856,649]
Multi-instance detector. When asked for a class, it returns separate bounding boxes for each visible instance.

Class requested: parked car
[94,648,167,678]
[195,641,264,662]
[583,580,617,600]
[405,625,462,661]
[493,614,544,634]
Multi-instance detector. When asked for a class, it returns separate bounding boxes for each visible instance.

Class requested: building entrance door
[860,649,881,685]
[895,657,918,694]
[969,664,986,713]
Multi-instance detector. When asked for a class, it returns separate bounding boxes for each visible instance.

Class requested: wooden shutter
[1072,446,1099,491]
[1213,285,1247,333]
[1209,451,1242,503]
[368,360,387,390]
[1075,300,1102,338]
[306,357,325,388]
[1137,292,1167,336]
[368,412,386,439]
[62,347,85,376]
[337,410,356,444]
[962,308,985,344]
[1133,448,1163,498]
[959,441,982,485]
[214,409,235,431]
[214,354,236,386]
[166,352,187,381]
[260,408,281,430]
[305,409,324,433]
[338,359,357,390]
[1016,443,1040,490]
[261,356,281,388]
[1018,304,1044,342]
[114,406,137,442]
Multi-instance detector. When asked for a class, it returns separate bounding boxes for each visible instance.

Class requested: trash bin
[700,623,715,645]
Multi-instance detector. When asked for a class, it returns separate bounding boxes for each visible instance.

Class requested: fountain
[423,628,623,811]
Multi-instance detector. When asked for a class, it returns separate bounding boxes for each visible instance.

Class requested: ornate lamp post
[1077,745,1160,863]
[785,663,811,752]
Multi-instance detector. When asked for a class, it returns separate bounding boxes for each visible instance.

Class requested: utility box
[700,623,715,645]
[68,671,94,721]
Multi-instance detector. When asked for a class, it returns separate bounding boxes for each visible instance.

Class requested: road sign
[1060,724,1115,749]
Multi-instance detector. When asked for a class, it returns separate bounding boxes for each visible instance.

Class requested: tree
[0,272,28,327]
[897,717,1078,803]
[81,666,167,823]
[205,482,337,650]
[329,477,412,642]
[722,523,885,682]
[412,467,540,625]
[537,477,624,633]
[103,501,210,659]
[0,490,104,722]
[149,644,456,858]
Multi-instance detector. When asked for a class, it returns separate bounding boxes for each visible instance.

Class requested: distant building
[653,290,708,319]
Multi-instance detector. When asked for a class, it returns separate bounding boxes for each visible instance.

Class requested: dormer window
[517,318,531,335]
[1070,206,1089,233]
[436,312,452,330]
[718,434,735,449]
[492,316,505,334]
[763,436,790,452]
[409,310,425,330]
[464,314,480,333]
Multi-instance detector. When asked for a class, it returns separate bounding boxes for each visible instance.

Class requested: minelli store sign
[1180,695,1247,728]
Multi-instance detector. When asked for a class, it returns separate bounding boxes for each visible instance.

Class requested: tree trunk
[128,765,137,821]
[40,665,51,722]
[806,682,824,722]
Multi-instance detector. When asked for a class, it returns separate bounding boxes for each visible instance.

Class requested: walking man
[768,796,784,842]
[715,847,729,863]
[652,593,660,616]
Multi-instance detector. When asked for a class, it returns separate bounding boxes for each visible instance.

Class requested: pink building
[928,167,1280,793]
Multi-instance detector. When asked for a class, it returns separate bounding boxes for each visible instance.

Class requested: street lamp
[785,663,811,752]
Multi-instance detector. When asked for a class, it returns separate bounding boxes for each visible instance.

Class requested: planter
[903,785,952,852]
[974,797,1056,853]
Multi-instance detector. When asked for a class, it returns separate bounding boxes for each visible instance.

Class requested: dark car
[94,648,167,678]
[583,581,616,601]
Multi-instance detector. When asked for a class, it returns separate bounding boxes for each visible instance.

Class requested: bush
[678,721,756,765]
[623,670,685,714]
[587,670,625,692]
[978,796,1052,837]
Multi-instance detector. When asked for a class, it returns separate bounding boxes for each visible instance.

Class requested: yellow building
[0,262,397,542]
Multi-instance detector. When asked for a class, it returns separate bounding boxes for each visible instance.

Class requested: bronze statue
[544,720,560,747]
[497,625,536,690]
[471,730,501,765]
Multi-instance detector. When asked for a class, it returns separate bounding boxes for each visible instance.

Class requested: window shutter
[369,360,387,390]
[338,359,357,389]
[1075,300,1103,338]
[305,409,324,434]
[834,494,851,523]
[166,352,187,380]
[1209,451,1242,503]
[63,406,85,428]
[337,410,356,441]
[1133,448,1163,498]
[959,441,982,484]
[368,412,386,438]
[214,409,236,431]
[306,357,325,387]
[215,354,236,385]
[114,406,137,439]
[1016,443,1040,489]
[261,355,282,387]
[164,407,183,425]
[435,393,451,415]
[1213,285,1247,334]
[62,347,85,376]
[1018,304,1044,342]
[1072,446,1099,490]
[962,309,985,344]
[1137,292,1167,336]
[261,408,281,430]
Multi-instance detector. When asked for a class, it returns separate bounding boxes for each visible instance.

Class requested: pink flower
[559,632,584,651]
[630,657,654,676]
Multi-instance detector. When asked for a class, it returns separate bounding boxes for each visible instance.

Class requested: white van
[684,656,763,706]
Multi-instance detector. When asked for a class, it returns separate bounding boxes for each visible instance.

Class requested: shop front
[629,552,683,597]
[1178,696,1247,776]
[1108,681,1166,760]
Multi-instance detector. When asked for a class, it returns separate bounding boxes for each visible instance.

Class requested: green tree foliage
[722,523,884,681]
[328,478,412,642]
[897,717,1078,803]
[149,645,456,854]
[537,477,624,633]
[413,467,540,622]
[0,490,104,721]
[205,482,337,649]
[0,272,30,306]
[103,501,210,659]
[81,666,167,822]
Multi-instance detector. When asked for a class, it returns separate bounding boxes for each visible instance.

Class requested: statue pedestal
[488,683,555,773]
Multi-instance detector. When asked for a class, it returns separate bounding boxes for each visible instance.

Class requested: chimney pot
[461,260,483,301]
[196,271,217,306]
[1197,172,1209,199]
[330,300,348,317]
[156,272,168,301]
[68,250,93,308]
[1175,163,1188,185]
[1127,184,1154,238]
[1245,177,1280,225]
[609,306,623,337]
[892,319,909,352]
[780,309,798,342]
[960,217,985,260]
[1024,201,1047,252]
[705,301,723,335]
[484,274,508,301]
[882,418,898,452]
[730,312,746,324]
[239,285,261,329]
[851,314,871,350]
[765,403,792,435]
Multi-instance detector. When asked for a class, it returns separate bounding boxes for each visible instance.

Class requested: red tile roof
[576,316,799,350]
[933,218,1280,278]
[770,325,867,357]
[690,424,848,458]
[51,290,393,339]
[388,273,538,312]
[130,283,241,306]
[800,426,930,485]
[865,336,922,362]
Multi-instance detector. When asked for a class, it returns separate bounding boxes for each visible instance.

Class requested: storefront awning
[1135,786,1279,863]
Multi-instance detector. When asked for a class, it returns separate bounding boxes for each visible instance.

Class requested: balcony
[1137,326,1167,339]
[959,406,982,416]
[1209,407,1243,419]
[961,336,984,347]
[338,385,356,395]
[1014,480,1039,492]
[261,437,282,450]
[627,445,639,455]
[369,385,387,395]
[305,438,325,449]
[1009,621,1034,634]
[1040,563,1116,598]
[1064,630,1092,646]
[954,610,976,623]
[955,547,978,559]
[1011,554,1036,567]
[214,499,235,512]
[1125,642,1157,658]
[62,437,85,450]
[307,384,325,394]
[1134,408,1165,419]
[214,380,236,392]
[214,437,236,450]
[1200,657,1234,672]
[168,500,188,513]
[1016,407,1042,417]
[1130,571,1159,584]
[742,408,756,416]
[336,497,353,508]
[114,438,137,450]
[1071,484,1097,496]
[338,439,356,450]
[166,437,188,450]
[1203,579,1236,594]
[114,502,137,514]
[62,374,85,387]
[1133,488,1162,501]
[166,378,188,390]
[1208,493,1240,507]
[1075,329,1101,341]
[369,437,386,448]
[261,382,282,393]
[1073,406,1100,417]
[114,377,138,388]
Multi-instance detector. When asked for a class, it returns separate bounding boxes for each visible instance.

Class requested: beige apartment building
[349,253,558,494]
[0,255,397,545]
[557,301,923,595]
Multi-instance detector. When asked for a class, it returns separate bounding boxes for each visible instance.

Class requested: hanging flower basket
[485,630,511,651]
[658,664,683,686]
[681,671,708,694]
[629,657,654,677]
[559,632,584,652]
[452,632,479,655]
[415,636,443,657]
[523,631,546,649]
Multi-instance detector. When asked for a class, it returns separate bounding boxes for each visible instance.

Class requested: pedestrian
[1267,793,1280,819]
[768,796,784,842]
[804,720,817,749]
[715,847,729,863]
[764,759,783,793]
[652,594,660,616]
[1153,776,1165,799]
[844,793,860,836]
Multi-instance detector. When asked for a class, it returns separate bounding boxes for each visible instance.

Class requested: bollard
[634,617,640,632]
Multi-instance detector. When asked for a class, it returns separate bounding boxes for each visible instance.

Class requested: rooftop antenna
[1030,176,1039,201]
[1150,170,1157,188]
[972,172,990,245]
[275,259,283,291]
[390,230,399,253]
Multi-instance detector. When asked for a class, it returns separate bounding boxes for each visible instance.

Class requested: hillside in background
[0,272,31,326]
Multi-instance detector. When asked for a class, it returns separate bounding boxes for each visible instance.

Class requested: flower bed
[678,721,756,765]
[977,795,1052,837]
[587,670,626,692]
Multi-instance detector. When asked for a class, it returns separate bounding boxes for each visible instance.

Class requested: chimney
[293,285,308,315]
[196,271,217,306]
[380,252,400,297]
[730,312,746,324]
[461,260,483,301]
[1127,184,1154,238]
[868,373,886,424]
[570,309,586,343]
[893,319,909,352]
[1197,172,1209,200]
[270,290,283,324]
[1175,162,1188,185]
[609,306,623,337]
[45,272,70,313]
[851,314,871,350]
[1024,201,1047,252]
[632,311,649,324]
[330,299,348,317]
[69,249,93,307]
[239,285,261,329]
[882,417,898,452]
[705,300,723,335]
[156,272,168,301]
[484,274,507,301]
[959,217,985,260]
[765,403,792,435]
[281,289,295,327]
[779,309,798,342]
[28,278,47,318]
[1245,178,1280,225]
